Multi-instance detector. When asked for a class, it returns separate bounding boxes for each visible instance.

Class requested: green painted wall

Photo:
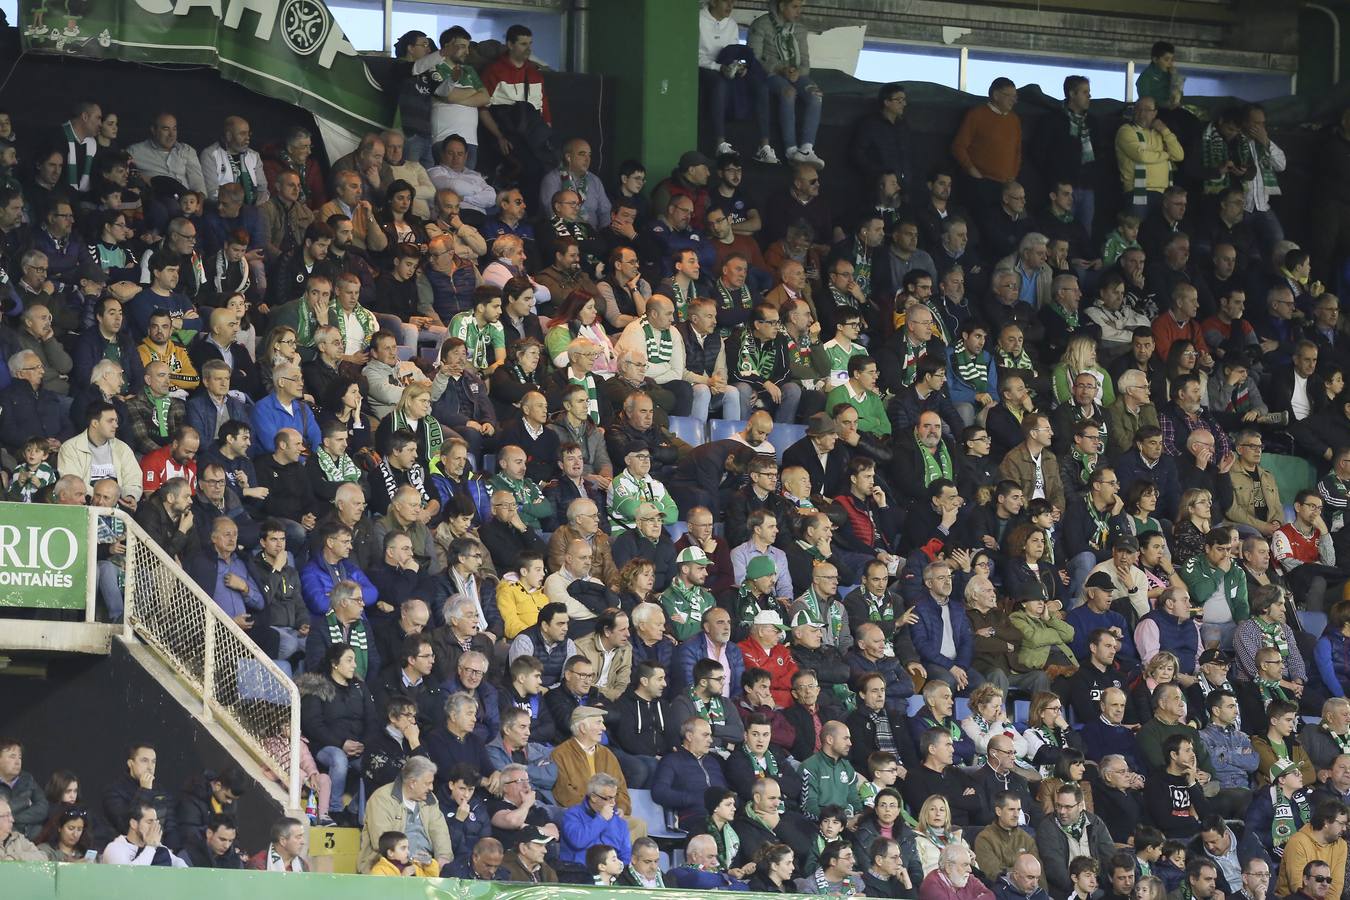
[1,862,743,900]
[587,0,700,184]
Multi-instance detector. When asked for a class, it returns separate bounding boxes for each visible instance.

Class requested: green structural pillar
[587,0,700,185]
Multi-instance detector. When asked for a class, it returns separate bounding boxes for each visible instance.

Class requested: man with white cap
[661,545,716,642]
[738,608,798,708]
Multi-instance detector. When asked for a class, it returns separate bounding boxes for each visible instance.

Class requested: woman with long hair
[1162,339,1207,402]
[747,842,797,893]
[43,770,80,808]
[35,805,92,862]
[374,179,429,266]
[852,788,921,894]
[545,291,618,375]
[1052,334,1115,407]
[960,683,1031,770]
[913,795,963,876]
[259,324,301,396]
[318,377,372,456]
[1172,487,1213,567]
[1003,523,1060,604]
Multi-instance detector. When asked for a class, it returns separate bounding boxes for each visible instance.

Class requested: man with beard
[1034,783,1115,899]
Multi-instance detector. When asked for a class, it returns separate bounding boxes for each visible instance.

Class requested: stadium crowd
[4,0,1350,896]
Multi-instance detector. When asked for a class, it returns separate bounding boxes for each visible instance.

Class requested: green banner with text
[17,0,393,137]
[0,501,88,609]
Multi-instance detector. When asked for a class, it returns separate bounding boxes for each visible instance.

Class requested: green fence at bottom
[1,862,749,900]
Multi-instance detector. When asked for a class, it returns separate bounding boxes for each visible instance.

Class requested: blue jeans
[699,67,770,143]
[1073,188,1096,243]
[691,383,747,422]
[1066,551,1098,604]
[98,560,124,622]
[405,133,436,170]
[1248,207,1284,261]
[315,745,350,813]
[771,381,803,423]
[766,75,822,148]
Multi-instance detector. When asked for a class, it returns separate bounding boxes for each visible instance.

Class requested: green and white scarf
[1201,123,1235,195]
[770,10,800,68]
[393,408,443,462]
[1272,786,1311,853]
[800,587,844,644]
[331,299,377,350]
[1071,448,1097,486]
[744,745,780,780]
[735,584,774,627]
[325,610,369,678]
[568,371,599,423]
[642,320,673,365]
[1235,135,1282,196]
[146,388,171,438]
[952,340,990,392]
[491,472,545,509]
[559,166,588,205]
[315,447,361,483]
[1048,301,1079,329]
[737,333,776,381]
[689,690,727,727]
[669,279,695,322]
[917,436,953,487]
[294,299,323,347]
[1131,127,1152,207]
[1256,676,1291,706]
[1059,811,1087,842]
[862,590,893,625]
[227,151,256,205]
[1066,104,1095,164]
[61,121,95,191]
[1257,616,1290,659]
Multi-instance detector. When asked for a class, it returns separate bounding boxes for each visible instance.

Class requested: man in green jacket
[801,720,864,819]
[1179,527,1248,647]
[660,546,716,643]
[1137,682,1218,782]
[489,444,555,531]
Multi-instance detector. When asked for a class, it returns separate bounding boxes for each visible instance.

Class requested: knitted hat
[745,555,777,581]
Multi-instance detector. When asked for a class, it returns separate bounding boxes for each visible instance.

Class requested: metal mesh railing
[118,509,301,809]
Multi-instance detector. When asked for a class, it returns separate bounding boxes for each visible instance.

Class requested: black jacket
[611,529,678,593]
[371,667,446,733]
[851,112,913,189]
[99,774,181,850]
[1032,105,1107,191]
[782,434,849,498]
[781,699,844,764]
[725,745,802,808]
[609,690,679,758]
[297,672,378,752]
[134,495,198,562]
[253,455,318,523]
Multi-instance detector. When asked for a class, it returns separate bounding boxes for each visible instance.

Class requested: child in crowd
[6,437,58,502]
[801,805,846,875]
[1102,212,1142,267]
[371,831,420,876]
[1068,856,1100,900]
[859,751,902,809]
[1155,839,1188,893]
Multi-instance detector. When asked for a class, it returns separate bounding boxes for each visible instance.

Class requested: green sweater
[825,384,891,436]
[487,473,555,530]
[1137,718,1216,777]
[1178,555,1250,622]
[801,751,864,819]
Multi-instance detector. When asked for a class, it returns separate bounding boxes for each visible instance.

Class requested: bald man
[615,295,693,416]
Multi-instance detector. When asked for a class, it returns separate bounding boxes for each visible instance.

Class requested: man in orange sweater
[952,78,1022,212]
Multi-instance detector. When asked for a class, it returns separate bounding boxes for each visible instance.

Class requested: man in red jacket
[737,609,798,707]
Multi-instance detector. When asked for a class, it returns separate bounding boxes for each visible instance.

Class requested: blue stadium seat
[666,521,689,543]
[630,788,686,842]
[1013,700,1030,727]
[1299,610,1328,637]
[838,585,860,602]
[709,419,747,442]
[954,697,971,721]
[768,424,807,462]
[907,695,925,716]
[666,415,706,447]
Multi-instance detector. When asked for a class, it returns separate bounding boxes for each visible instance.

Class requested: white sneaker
[794,145,825,168]
[62,24,79,37]
[753,145,780,164]
[715,141,735,156]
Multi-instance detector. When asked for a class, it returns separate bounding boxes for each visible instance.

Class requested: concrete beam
[0,621,120,655]
[735,0,1297,73]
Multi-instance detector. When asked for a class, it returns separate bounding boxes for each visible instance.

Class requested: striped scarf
[325,611,369,678]
[331,299,377,350]
[1066,104,1095,164]
[1201,123,1235,195]
[952,340,990,392]
[917,436,953,487]
[668,279,694,322]
[393,408,443,462]
[61,121,95,192]
[642,320,672,364]
[770,11,800,68]
[1131,127,1153,207]
[568,370,599,423]
[689,690,727,727]
[315,447,360,483]
[1236,136,1281,196]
